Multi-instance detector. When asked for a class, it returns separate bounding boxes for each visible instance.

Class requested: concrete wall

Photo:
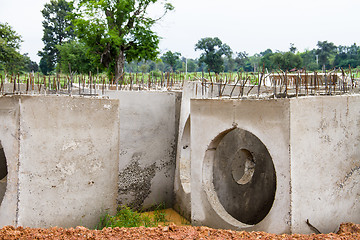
[174,81,203,220]
[0,96,20,227]
[106,90,181,210]
[0,96,120,228]
[290,95,360,234]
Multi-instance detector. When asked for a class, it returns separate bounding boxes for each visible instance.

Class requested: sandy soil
[0,222,359,239]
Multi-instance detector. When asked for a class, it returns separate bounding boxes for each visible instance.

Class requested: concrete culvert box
[0,95,120,229]
[191,98,291,233]
[190,95,360,234]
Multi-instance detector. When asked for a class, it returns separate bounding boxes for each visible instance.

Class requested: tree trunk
[115,50,125,83]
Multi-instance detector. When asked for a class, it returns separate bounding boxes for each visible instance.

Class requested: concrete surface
[213,128,276,225]
[189,95,360,234]
[174,81,203,220]
[0,96,20,227]
[106,90,181,210]
[190,98,291,234]
[0,95,120,228]
[0,87,358,233]
[289,95,360,234]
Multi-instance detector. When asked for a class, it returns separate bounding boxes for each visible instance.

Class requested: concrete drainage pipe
[203,128,276,227]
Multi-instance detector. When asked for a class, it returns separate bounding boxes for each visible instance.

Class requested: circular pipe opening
[204,128,276,227]
[231,149,256,185]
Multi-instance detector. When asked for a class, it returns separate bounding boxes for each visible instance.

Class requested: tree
[0,22,24,73]
[316,41,337,69]
[334,43,360,68]
[139,62,149,73]
[259,49,275,70]
[235,51,252,72]
[186,59,197,72]
[71,0,174,80]
[260,49,302,71]
[289,43,297,53]
[161,51,181,72]
[299,49,318,71]
[56,40,98,74]
[38,0,75,75]
[195,37,232,73]
[271,52,302,71]
[22,54,39,72]
[224,55,236,72]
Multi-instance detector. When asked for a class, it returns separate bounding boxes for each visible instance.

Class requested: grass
[96,205,168,229]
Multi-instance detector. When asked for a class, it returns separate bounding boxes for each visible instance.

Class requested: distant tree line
[129,40,360,74]
[2,0,360,76]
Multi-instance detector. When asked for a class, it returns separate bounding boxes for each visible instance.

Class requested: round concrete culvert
[0,142,7,205]
[212,128,276,225]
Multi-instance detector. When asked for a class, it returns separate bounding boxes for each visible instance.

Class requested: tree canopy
[71,0,174,80]
[195,37,232,73]
[56,40,98,74]
[161,51,181,72]
[38,0,75,75]
[0,22,24,73]
[316,41,337,69]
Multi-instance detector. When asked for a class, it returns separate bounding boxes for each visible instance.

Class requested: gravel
[0,222,359,239]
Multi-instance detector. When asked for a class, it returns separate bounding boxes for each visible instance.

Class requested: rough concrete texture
[0,95,120,229]
[0,97,20,227]
[174,81,203,220]
[213,128,276,225]
[106,90,181,210]
[190,95,360,234]
[289,95,360,234]
[190,99,291,234]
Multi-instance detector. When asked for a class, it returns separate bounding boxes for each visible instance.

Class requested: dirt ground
[0,222,359,240]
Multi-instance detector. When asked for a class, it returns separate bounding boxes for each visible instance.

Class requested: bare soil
[0,223,359,239]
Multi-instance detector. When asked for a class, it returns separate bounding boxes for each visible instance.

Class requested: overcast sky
[1,0,360,63]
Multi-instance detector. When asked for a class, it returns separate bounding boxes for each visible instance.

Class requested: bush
[96,205,167,229]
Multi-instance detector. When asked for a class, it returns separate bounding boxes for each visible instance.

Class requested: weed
[96,205,169,229]
[153,204,167,223]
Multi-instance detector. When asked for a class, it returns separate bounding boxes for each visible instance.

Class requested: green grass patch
[96,205,168,229]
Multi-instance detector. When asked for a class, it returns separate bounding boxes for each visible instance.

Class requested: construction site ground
[0,222,359,239]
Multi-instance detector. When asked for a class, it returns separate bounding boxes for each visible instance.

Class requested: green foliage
[316,41,337,69]
[161,51,181,72]
[96,205,168,229]
[234,52,252,72]
[71,0,174,79]
[38,0,75,75]
[22,54,39,72]
[0,22,24,73]
[56,40,98,74]
[139,63,149,73]
[289,43,297,53]
[260,50,302,71]
[334,43,360,68]
[259,49,274,70]
[195,37,232,73]
[271,52,302,71]
[299,49,318,71]
[186,59,197,72]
